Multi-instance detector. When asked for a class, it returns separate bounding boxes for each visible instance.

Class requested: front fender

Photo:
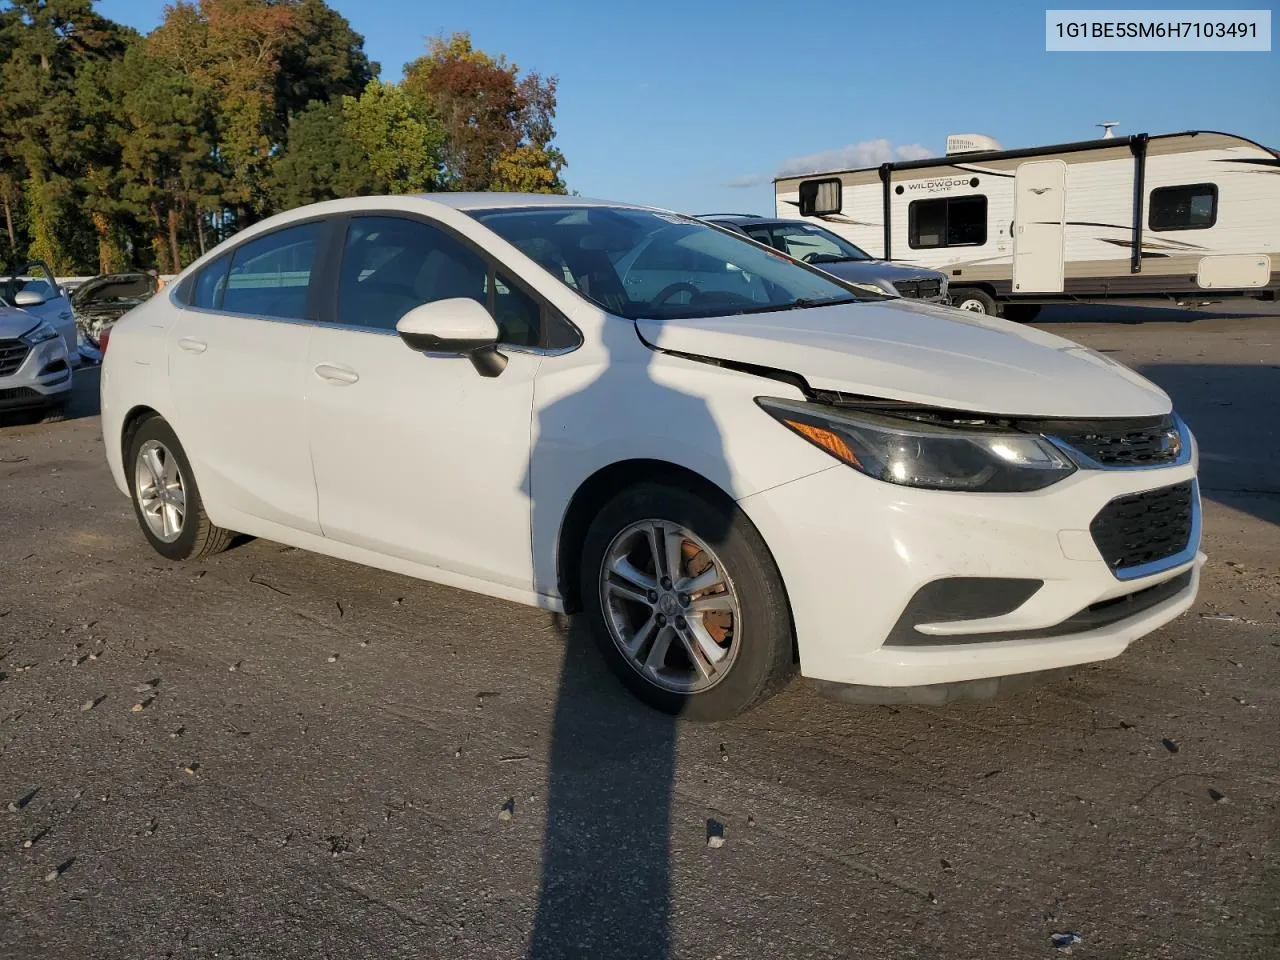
[527,347,836,598]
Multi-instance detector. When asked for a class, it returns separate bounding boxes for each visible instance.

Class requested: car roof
[412,192,646,211]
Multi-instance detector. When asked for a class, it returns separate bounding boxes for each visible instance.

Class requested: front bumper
[737,458,1201,689]
[0,336,73,410]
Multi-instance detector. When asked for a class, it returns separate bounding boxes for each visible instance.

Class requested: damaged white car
[101,195,1202,719]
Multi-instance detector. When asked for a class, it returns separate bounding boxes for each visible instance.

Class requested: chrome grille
[893,278,943,299]
[0,338,30,377]
[1044,415,1183,467]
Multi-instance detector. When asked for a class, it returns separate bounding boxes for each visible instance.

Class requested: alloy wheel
[135,439,187,543]
[598,519,741,694]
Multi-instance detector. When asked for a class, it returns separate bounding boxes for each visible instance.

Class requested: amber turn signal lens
[783,419,861,468]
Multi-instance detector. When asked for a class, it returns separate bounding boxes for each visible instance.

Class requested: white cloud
[777,139,935,177]
[893,143,935,162]
[724,174,771,188]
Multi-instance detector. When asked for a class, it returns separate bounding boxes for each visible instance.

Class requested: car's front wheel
[126,415,235,561]
[580,481,795,720]
[38,400,68,424]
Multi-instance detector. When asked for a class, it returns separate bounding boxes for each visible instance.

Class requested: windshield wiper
[783,296,860,310]
[731,295,861,315]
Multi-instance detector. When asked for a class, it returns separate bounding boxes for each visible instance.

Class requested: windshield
[742,222,872,264]
[470,206,880,320]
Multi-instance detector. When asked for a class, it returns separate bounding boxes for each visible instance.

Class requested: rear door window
[222,222,323,320]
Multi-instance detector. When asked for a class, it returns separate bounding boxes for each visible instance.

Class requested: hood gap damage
[635,322,1173,433]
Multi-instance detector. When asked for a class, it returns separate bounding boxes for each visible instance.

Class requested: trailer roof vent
[945,134,1003,156]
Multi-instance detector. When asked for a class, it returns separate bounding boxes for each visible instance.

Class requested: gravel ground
[1,303,1277,960]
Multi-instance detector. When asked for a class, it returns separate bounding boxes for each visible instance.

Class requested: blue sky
[99,0,1278,214]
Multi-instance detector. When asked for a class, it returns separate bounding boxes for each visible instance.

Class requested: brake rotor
[681,541,733,646]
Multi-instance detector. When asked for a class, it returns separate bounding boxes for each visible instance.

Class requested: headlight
[20,322,59,346]
[758,398,1076,493]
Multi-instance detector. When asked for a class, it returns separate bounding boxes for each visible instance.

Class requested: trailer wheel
[1002,304,1042,323]
[952,289,999,316]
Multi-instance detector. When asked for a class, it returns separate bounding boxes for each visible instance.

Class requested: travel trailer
[774,130,1279,320]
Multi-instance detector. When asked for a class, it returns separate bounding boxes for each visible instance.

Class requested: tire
[38,401,68,424]
[125,415,235,561]
[1002,304,1042,323]
[580,481,795,721]
[951,288,999,316]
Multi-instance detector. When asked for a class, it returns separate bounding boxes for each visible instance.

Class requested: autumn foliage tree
[147,0,294,220]
[341,80,444,193]
[111,44,219,271]
[0,0,132,269]
[0,4,569,275]
[403,33,565,193]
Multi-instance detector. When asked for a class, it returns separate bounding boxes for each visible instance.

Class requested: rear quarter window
[191,257,230,310]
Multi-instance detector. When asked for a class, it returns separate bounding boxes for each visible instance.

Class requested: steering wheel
[802,252,822,263]
[692,291,754,306]
[649,282,700,307]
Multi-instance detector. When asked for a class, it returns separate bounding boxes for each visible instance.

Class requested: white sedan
[100,194,1203,719]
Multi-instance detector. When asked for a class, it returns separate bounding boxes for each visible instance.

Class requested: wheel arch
[555,458,737,613]
[555,459,798,664]
[120,404,163,474]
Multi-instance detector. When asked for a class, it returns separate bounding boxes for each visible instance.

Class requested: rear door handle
[177,337,207,354]
[314,363,359,385]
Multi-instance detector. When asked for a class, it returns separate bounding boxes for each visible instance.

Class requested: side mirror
[13,290,47,307]
[395,298,507,378]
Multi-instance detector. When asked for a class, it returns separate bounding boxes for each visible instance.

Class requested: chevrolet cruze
[100,195,1203,719]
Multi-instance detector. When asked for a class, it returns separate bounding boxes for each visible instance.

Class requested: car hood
[0,305,40,339]
[634,298,1171,418]
[70,272,155,308]
[817,259,946,285]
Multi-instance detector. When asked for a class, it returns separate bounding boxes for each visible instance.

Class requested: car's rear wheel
[580,482,795,721]
[126,416,234,561]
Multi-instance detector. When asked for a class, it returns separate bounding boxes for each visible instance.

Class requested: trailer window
[1149,184,1217,231]
[798,178,842,217]
[908,196,988,248]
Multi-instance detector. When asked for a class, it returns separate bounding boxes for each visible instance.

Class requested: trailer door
[1012,160,1067,294]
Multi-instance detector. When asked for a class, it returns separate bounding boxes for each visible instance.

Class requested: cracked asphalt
[1,303,1278,960]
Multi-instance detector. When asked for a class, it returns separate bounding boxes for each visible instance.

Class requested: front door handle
[314,363,359,385]
[177,337,207,354]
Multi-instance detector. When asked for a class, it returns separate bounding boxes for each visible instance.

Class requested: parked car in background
[699,214,950,304]
[70,271,157,349]
[0,303,74,421]
[1,260,77,355]
[102,194,1201,720]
